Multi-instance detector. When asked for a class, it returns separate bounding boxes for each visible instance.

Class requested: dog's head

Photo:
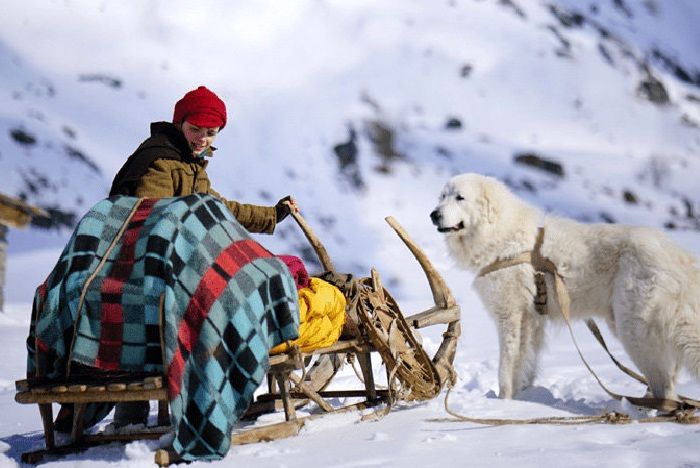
[430,173,503,236]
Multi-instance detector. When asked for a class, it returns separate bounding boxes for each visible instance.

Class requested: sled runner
[15,196,461,465]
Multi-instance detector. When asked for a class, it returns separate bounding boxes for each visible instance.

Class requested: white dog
[430,173,700,401]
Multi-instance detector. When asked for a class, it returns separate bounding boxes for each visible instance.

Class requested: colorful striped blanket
[26,194,299,461]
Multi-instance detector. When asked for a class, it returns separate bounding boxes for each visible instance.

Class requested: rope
[437,383,700,426]
[66,198,146,377]
[586,319,700,410]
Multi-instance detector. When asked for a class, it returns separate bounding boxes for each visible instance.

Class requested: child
[110,85,297,233]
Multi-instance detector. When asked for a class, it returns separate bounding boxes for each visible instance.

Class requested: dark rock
[546,25,572,58]
[548,5,585,28]
[460,64,473,78]
[498,0,526,19]
[78,74,123,89]
[651,48,700,88]
[62,126,77,139]
[683,197,695,219]
[30,206,76,230]
[435,146,452,159]
[612,0,634,18]
[599,212,616,224]
[637,69,670,104]
[598,43,614,66]
[10,128,37,146]
[513,152,565,177]
[21,170,52,195]
[365,120,403,174]
[445,117,462,129]
[622,190,638,204]
[333,127,358,168]
[332,126,364,189]
[64,145,101,173]
[521,179,536,193]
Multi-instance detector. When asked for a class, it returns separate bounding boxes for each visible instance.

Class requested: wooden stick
[287,203,335,272]
[256,389,390,401]
[288,373,334,412]
[406,305,461,329]
[71,403,87,443]
[38,403,55,449]
[384,216,456,308]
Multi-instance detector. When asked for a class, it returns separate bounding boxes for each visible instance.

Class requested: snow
[2,0,700,466]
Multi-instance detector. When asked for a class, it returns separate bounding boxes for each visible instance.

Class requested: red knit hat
[172,86,227,129]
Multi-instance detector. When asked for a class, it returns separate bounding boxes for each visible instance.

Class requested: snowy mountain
[2,1,700,467]
[3,1,699,285]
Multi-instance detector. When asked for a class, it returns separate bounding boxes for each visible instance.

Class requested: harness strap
[586,319,700,409]
[477,228,550,315]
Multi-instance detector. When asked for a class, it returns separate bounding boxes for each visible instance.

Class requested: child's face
[181,121,220,156]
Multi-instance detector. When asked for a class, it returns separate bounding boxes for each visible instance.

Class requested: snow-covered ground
[2,236,700,467]
[2,0,700,466]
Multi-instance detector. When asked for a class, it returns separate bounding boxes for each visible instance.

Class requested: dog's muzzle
[430,209,465,233]
[437,221,465,233]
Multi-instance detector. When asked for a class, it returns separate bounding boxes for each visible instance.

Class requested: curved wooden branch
[384,216,456,308]
[287,203,335,272]
[384,216,461,387]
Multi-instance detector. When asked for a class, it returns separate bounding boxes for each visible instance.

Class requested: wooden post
[0,193,49,313]
[0,224,6,313]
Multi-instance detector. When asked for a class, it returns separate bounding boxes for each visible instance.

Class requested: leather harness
[477,227,554,315]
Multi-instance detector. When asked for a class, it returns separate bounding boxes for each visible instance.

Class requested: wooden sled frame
[15,206,461,465]
[15,339,381,465]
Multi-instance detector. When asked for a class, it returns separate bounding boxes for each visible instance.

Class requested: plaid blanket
[26,194,299,461]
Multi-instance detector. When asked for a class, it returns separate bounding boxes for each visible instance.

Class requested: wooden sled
[15,207,461,465]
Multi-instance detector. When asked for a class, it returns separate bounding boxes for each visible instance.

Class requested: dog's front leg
[495,313,522,399]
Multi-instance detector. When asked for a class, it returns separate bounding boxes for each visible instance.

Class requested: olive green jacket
[110,122,277,234]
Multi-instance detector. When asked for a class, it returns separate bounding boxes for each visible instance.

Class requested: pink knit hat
[172,86,227,129]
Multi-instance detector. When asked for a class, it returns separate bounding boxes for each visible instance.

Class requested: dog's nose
[430,209,441,226]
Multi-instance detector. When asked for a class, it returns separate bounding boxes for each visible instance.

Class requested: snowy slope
[1,0,700,466]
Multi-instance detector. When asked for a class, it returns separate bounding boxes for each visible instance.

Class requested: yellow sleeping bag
[270,277,346,354]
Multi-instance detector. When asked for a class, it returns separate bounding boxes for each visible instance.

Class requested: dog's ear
[480,182,500,224]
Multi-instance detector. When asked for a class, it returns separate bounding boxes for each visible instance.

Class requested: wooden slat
[305,339,371,355]
[15,380,29,392]
[288,373,334,413]
[256,389,390,402]
[406,305,461,329]
[107,383,127,392]
[16,388,167,404]
[144,376,162,387]
[0,193,49,227]
[156,399,388,465]
[21,428,170,464]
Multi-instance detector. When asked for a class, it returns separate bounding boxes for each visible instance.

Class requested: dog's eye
[456,195,465,201]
